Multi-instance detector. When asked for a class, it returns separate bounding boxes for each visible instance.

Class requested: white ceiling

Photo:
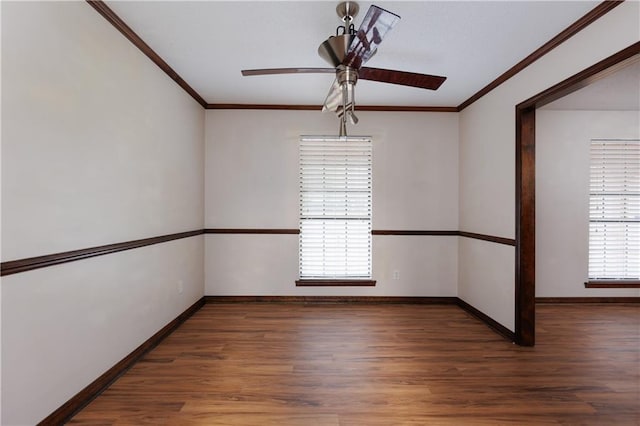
[105,1,602,107]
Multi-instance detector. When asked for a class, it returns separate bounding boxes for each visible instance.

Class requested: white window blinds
[588,139,640,280]
[299,136,372,279]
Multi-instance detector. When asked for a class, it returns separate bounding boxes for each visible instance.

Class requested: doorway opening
[514,42,640,346]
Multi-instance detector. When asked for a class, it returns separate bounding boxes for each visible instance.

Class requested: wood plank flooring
[69,303,639,425]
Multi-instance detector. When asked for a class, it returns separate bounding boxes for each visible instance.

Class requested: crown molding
[86,0,208,108]
[457,0,624,111]
[206,104,459,112]
[87,1,622,112]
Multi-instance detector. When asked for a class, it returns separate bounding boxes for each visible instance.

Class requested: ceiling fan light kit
[241,1,447,136]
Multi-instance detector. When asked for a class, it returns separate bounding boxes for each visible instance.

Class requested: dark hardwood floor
[69,303,639,425]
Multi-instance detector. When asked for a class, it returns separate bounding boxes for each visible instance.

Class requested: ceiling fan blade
[343,5,400,69]
[242,68,335,76]
[359,67,447,90]
[322,78,343,112]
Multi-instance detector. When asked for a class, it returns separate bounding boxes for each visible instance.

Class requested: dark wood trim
[204,228,300,235]
[204,295,459,304]
[515,43,640,347]
[372,230,458,236]
[295,279,377,287]
[40,297,205,425]
[207,104,321,110]
[458,231,516,246]
[85,2,458,113]
[357,106,459,112]
[519,42,640,109]
[458,1,624,111]
[1,230,203,277]
[537,297,640,303]
[514,106,536,347]
[85,1,208,108]
[456,298,516,342]
[206,229,507,242]
[204,229,513,244]
[585,280,640,288]
[206,104,458,112]
[87,0,622,113]
[0,228,518,277]
[374,230,516,245]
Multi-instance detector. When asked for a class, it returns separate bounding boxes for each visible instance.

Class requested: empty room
[1,1,639,424]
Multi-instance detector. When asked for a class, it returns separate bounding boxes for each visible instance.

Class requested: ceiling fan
[242,1,447,135]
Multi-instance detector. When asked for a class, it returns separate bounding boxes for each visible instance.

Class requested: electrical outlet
[392,270,400,280]
[177,280,184,294]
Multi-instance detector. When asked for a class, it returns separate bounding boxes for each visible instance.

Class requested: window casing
[299,136,372,279]
[588,139,639,280]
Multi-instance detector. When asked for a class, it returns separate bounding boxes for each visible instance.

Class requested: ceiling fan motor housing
[337,65,358,86]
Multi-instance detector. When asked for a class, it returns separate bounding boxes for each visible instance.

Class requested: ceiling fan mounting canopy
[240,1,447,134]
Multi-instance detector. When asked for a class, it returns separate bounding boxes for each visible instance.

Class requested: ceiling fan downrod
[336,1,359,35]
[318,2,360,69]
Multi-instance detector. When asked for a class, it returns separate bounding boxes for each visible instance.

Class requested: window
[588,139,640,280]
[298,136,372,281]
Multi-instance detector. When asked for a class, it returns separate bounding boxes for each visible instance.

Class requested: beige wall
[536,109,640,298]
[1,2,205,424]
[204,110,459,296]
[458,1,639,331]
[2,0,639,423]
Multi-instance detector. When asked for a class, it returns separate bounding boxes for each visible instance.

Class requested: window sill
[296,279,377,287]
[585,280,640,288]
